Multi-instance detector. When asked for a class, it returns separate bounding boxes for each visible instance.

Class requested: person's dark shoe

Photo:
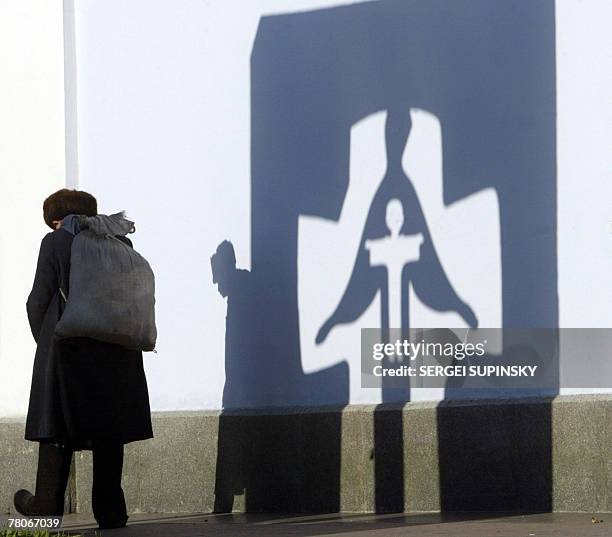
[14,488,63,516]
[13,489,35,516]
[97,515,128,530]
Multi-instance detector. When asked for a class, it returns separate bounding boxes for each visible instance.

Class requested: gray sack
[55,213,157,351]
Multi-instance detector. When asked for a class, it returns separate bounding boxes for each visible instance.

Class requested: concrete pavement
[58,512,610,537]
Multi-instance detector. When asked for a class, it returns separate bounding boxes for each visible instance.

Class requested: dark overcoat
[25,228,153,448]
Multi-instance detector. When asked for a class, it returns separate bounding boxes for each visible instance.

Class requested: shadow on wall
[212,0,556,514]
[210,240,347,512]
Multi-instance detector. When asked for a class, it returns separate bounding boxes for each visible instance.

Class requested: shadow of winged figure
[316,107,478,346]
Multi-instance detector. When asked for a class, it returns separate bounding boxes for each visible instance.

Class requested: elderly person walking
[14,189,153,530]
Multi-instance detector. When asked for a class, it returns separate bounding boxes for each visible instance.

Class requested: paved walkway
[57,512,610,536]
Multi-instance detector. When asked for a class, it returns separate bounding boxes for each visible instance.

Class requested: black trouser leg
[92,443,128,529]
[36,443,73,515]
[15,442,73,516]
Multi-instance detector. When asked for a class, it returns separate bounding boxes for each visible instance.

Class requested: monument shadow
[213,0,556,514]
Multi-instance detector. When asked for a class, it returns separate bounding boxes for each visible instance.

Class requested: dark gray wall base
[2,395,611,514]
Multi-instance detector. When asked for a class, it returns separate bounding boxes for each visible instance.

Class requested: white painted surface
[298,110,501,405]
[72,0,612,410]
[1,0,612,416]
[556,0,612,329]
[557,0,612,394]
[0,1,66,417]
[72,0,370,411]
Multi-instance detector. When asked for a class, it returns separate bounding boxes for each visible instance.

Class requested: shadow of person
[211,240,259,409]
[211,239,348,513]
[210,240,258,512]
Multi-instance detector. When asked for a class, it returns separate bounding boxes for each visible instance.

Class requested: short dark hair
[43,189,98,229]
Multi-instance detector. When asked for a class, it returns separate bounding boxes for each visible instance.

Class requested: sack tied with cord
[55,212,157,351]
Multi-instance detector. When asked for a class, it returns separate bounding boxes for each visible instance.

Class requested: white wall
[556,0,612,395]
[73,0,371,411]
[0,0,67,417]
[2,0,611,416]
[72,0,612,411]
[557,0,612,329]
